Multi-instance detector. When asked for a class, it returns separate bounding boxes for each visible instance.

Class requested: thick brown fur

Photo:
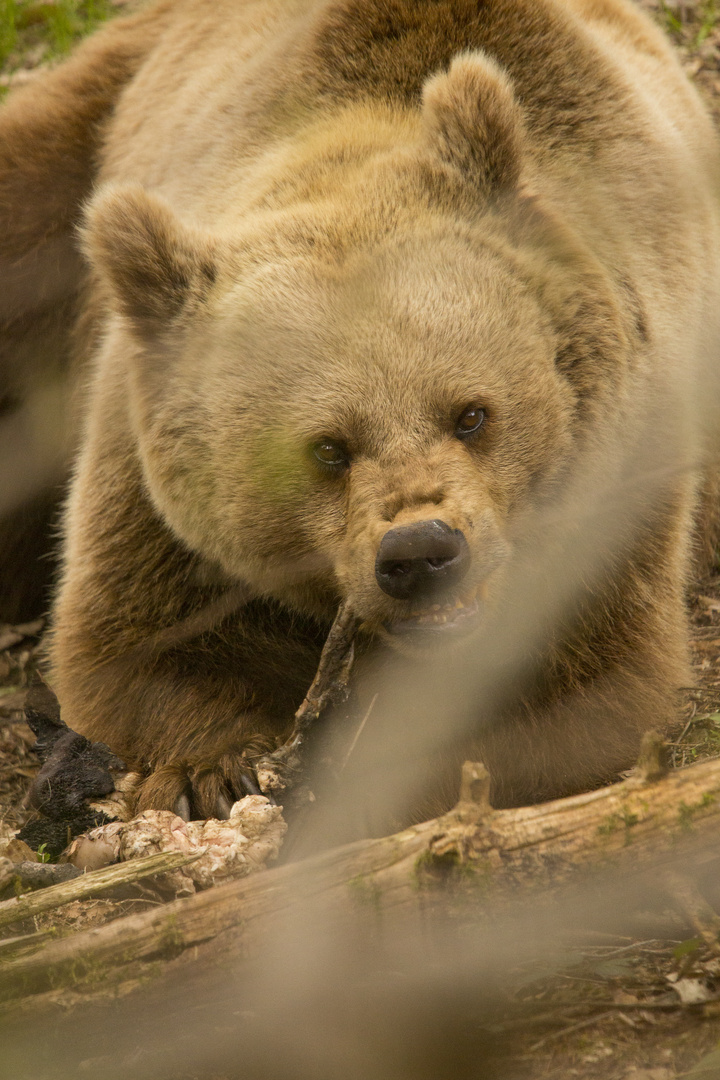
[2,0,720,826]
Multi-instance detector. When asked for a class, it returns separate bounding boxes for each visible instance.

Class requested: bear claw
[173,772,277,821]
[174,792,192,822]
[238,771,262,798]
[214,790,235,819]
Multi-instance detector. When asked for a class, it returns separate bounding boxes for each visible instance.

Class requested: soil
[1,2,720,1077]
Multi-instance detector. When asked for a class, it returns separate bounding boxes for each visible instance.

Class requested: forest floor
[2,1,720,1078]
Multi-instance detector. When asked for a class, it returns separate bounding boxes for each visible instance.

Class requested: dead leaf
[671,977,716,1004]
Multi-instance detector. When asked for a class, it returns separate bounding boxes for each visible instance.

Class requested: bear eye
[313,438,349,469]
[455,405,485,439]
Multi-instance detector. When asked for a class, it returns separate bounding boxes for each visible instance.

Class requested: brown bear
[2,0,720,828]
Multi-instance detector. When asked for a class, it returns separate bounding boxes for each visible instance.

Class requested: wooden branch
[291,600,358,738]
[2,746,720,1012]
[255,600,359,794]
[0,849,201,932]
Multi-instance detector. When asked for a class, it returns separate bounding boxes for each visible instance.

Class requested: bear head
[81,52,636,643]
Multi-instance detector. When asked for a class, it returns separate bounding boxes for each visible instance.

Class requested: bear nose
[375,519,471,601]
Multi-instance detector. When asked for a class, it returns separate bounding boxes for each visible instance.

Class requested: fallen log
[2,734,720,1013]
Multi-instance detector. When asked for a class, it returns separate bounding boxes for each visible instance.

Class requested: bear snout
[374,519,470,602]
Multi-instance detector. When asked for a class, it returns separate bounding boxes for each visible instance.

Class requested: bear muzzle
[374,519,483,636]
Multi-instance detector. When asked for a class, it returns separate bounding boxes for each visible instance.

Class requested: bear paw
[136,752,280,822]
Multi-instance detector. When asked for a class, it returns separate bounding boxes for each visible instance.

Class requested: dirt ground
[2,1,720,1078]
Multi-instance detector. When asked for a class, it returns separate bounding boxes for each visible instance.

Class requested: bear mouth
[385,583,484,636]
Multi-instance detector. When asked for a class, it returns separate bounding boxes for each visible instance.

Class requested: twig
[256,601,359,790]
[525,1011,616,1052]
[494,996,691,1036]
[584,939,666,958]
[677,714,710,745]
[287,601,359,749]
[521,1000,695,1054]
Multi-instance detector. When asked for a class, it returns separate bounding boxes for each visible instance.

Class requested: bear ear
[81,184,217,329]
[421,52,525,198]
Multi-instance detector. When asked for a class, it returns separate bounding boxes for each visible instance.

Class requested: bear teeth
[408,583,482,622]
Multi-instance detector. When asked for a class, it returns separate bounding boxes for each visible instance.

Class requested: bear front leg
[51,610,328,820]
[49,430,329,820]
[119,598,356,819]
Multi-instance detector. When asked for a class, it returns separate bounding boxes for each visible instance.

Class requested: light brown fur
[2,0,720,824]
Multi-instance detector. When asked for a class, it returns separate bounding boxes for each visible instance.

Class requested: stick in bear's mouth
[254,600,360,798]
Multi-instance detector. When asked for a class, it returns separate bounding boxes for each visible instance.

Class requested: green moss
[677,792,716,832]
[677,801,694,831]
[412,848,492,894]
[413,847,461,882]
[674,936,703,960]
[347,873,382,909]
[597,804,640,843]
[45,949,115,992]
[597,816,619,837]
[156,912,185,958]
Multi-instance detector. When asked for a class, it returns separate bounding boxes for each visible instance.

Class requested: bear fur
[2,0,720,826]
